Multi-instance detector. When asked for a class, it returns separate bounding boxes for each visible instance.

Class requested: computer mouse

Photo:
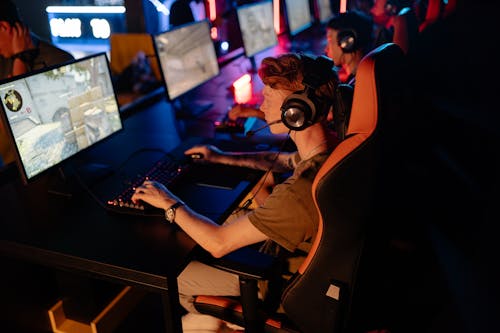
[189,153,204,159]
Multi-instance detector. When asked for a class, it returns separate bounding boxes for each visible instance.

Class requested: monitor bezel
[151,19,221,101]
[0,52,124,185]
[236,0,278,59]
[284,0,314,36]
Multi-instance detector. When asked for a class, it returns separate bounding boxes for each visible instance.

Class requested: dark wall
[12,0,58,41]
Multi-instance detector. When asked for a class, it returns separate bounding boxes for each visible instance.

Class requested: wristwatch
[165,201,185,223]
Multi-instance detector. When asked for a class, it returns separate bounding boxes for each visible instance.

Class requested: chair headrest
[346,43,405,138]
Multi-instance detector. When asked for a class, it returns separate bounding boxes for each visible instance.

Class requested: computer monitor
[316,0,334,23]
[152,20,220,115]
[0,53,122,185]
[236,0,278,71]
[284,0,313,36]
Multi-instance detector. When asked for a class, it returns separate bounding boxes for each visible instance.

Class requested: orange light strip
[208,0,216,21]
[273,0,280,34]
[340,0,347,13]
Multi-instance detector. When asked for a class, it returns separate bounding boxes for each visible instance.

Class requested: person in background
[0,0,74,166]
[325,10,374,85]
[369,0,415,47]
[132,53,340,332]
[0,1,73,79]
[227,10,372,121]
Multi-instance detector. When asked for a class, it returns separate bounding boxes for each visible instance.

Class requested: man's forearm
[214,151,295,173]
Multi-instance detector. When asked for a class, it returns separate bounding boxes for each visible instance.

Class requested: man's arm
[131,181,268,258]
[184,145,296,173]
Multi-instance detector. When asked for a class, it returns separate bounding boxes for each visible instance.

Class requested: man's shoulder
[33,36,74,67]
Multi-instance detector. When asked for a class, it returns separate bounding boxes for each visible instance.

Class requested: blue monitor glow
[284,0,313,36]
[236,0,278,59]
[0,53,122,184]
[152,20,220,101]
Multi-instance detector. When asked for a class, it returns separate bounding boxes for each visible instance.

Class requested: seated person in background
[325,10,374,85]
[228,10,372,121]
[0,1,74,78]
[132,53,340,332]
[0,0,74,166]
[370,0,415,47]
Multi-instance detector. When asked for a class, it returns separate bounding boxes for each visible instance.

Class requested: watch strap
[165,201,185,223]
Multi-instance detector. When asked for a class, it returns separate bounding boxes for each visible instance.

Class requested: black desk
[0,100,254,333]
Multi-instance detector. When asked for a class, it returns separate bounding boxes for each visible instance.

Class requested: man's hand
[131,180,178,210]
[184,145,224,163]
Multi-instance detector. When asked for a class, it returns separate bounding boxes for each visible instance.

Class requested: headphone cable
[233,130,291,214]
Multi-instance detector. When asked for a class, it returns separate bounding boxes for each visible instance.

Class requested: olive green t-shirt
[247,152,329,253]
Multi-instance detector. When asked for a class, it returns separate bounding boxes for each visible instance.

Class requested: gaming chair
[193,43,408,333]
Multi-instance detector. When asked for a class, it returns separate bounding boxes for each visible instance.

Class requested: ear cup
[279,54,335,131]
[281,90,316,131]
[337,29,357,53]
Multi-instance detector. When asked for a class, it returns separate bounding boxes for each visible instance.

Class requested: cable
[232,130,292,215]
[113,147,170,174]
[70,147,177,218]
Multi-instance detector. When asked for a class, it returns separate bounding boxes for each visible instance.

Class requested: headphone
[337,29,358,53]
[280,55,336,131]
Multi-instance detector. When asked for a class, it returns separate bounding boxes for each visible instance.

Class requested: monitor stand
[172,93,213,119]
[75,162,114,185]
[47,163,113,198]
[46,166,73,198]
[247,56,258,74]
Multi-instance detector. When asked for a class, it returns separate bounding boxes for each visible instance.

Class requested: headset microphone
[246,119,282,137]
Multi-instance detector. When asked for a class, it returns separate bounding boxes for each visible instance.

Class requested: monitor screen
[0,53,122,184]
[153,20,220,101]
[316,0,334,23]
[284,0,313,36]
[236,0,278,58]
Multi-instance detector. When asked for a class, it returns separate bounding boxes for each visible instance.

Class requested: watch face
[166,208,175,222]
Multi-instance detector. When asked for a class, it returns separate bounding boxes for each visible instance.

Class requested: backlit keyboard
[106,155,190,214]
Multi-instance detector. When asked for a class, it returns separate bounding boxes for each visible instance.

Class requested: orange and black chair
[194,43,409,333]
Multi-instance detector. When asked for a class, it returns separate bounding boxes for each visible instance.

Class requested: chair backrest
[419,0,443,32]
[392,7,419,54]
[281,43,406,333]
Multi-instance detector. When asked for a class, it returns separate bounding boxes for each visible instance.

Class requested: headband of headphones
[280,54,336,131]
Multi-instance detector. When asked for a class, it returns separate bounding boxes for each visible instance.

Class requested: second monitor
[236,0,278,72]
[284,0,313,36]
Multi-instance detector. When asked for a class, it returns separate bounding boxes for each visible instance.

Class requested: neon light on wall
[207,0,216,21]
[210,26,218,39]
[50,18,82,38]
[46,6,126,45]
[340,0,347,13]
[46,6,126,14]
[90,19,111,39]
[273,0,280,34]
